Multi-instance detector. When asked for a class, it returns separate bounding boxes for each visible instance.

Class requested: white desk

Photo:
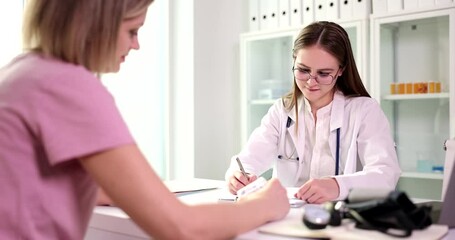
[85,179,455,240]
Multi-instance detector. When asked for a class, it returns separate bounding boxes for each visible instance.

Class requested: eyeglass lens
[292,68,336,85]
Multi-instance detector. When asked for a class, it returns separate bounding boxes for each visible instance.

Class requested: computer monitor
[439,139,455,228]
[442,140,455,199]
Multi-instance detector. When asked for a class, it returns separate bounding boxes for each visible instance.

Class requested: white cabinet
[240,29,294,143]
[240,20,369,144]
[370,8,455,199]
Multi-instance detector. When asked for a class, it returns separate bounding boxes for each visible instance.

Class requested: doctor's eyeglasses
[292,67,340,85]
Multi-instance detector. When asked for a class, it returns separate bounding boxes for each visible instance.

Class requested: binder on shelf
[339,0,353,20]
[419,0,435,8]
[259,0,279,30]
[260,0,270,30]
[279,0,291,28]
[314,0,327,21]
[248,0,260,31]
[289,0,303,27]
[404,0,419,10]
[373,0,388,14]
[387,0,403,12]
[268,0,279,30]
[435,0,453,5]
[326,0,340,21]
[303,0,315,25]
[352,0,371,19]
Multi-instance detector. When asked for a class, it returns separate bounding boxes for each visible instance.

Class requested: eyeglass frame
[291,66,342,85]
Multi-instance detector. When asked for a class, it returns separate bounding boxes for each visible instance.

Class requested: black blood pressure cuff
[345,191,433,237]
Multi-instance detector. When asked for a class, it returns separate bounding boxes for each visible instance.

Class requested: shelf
[371,3,455,19]
[382,93,449,100]
[250,99,277,105]
[400,172,444,180]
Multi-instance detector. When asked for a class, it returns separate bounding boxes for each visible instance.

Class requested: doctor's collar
[303,97,334,115]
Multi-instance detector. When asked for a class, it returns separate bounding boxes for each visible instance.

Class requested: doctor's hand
[294,178,340,204]
[227,171,258,195]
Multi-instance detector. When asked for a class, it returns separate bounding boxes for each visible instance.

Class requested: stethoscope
[278,117,341,175]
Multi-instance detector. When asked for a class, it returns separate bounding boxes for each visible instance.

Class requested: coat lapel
[329,91,345,168]
[286,97,306,184]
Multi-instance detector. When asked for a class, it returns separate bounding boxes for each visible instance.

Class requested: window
[0,1,168,179]
[101,1,168,178]
[0,2,23,68]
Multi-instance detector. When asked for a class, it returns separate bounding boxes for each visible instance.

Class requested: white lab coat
[226,91,401,200]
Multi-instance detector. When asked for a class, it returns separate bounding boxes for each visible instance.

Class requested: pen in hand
[235,157,249,180]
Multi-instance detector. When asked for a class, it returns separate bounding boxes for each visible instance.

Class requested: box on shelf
[389,81,442,94]
[257,79,289,99]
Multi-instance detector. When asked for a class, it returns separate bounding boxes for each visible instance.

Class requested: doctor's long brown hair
[283,21,371,131]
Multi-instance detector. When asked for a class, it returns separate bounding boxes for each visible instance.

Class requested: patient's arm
[96,187,113,206]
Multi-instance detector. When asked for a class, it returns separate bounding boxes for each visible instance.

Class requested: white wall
[0,2,23,68]
[102,1,168,178]
[193,0,247,180]
[167,0,194,179]
[168,0,247,180]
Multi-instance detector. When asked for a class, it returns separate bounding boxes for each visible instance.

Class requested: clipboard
[164,178,224,194]
[218,187,306,208]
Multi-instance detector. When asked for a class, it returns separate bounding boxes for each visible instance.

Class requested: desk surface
[86,179,455,240]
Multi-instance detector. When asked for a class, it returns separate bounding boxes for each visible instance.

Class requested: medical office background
[1,0,454,201]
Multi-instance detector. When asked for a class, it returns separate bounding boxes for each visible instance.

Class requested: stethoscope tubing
[335,128,340,176]
[280,117,340,176]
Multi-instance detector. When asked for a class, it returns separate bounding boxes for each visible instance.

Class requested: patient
[0,0,289,239]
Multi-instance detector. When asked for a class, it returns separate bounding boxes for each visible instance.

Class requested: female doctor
[226,21,401,204]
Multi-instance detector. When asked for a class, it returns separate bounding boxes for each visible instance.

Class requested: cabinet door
[371,9,455,199]
[240,32,294,143]
[339,20,369,89]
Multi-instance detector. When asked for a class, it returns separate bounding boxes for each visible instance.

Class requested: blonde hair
[23,0,153,73]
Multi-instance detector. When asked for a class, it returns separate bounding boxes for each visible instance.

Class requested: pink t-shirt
[0,53,134,239]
